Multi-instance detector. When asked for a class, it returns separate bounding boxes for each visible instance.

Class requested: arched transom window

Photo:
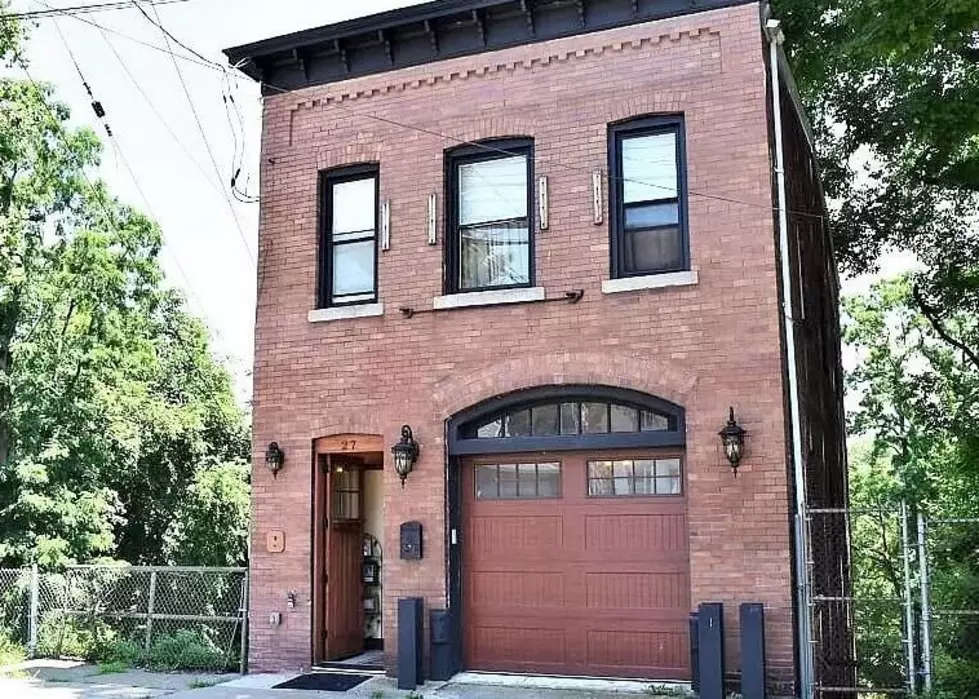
[449,385,685,456]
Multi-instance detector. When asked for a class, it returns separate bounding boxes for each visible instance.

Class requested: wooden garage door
[462,450,690,679]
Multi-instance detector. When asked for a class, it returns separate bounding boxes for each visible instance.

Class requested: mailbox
[400,521,423,560]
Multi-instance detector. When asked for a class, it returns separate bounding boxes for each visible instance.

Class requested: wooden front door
[324,460,364,660]
[462,450,690,678]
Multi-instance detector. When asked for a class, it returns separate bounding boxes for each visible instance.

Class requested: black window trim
[318,163,380,308]
[608,114,690,279]
[444,137,535,295]
[448,384,685,456]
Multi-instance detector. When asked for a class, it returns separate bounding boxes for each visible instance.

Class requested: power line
[135,0,257,265]
[34,23,213,325]
[6,0,194,20]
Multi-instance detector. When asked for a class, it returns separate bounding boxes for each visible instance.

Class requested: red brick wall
[249,1,796,684]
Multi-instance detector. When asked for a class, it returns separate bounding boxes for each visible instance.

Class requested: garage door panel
[585,571,690,610]
[587,629,688,671]
[463,452,690,679]
[468,515,563,557]
[583,513,688,555]
[468,570,565,609]
[468,625,568,667]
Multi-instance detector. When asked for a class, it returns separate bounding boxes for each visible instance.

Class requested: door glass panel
[475,465,498,498]
[588,458,683,497]
[537,463,560,497]
[498,464,518,498]
[517,464,537,498]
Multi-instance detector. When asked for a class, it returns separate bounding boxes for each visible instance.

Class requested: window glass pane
[588,478,613,496]
[634,459,657,478]
[560,403,580,434]
[531,404,559,436]
[656,476,681,494]
[537,463,560,498]
[459,221,529,289]
[477,419,503,439]
[332,178,376,234]
[517,464,537,498]
[625,226,682,274]
[657,459,682,478]
[498,464,518,498]
[624,201,679,229]
[612,460,632,478]
[635,477,656,495]
[475,465,498,499]
[622,132,678,203]
[505,409,532,437]
[641,411,670,431]
[588,461,613,479]
[610,405,639,432]
[459,155,527,225]
[332,240,375,296]
[581,403,609,434]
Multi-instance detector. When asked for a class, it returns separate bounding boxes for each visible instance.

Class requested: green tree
[0,8,249,568]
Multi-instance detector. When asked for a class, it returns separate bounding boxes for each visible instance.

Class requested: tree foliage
[845,278,979,696]
[0,9,249,568]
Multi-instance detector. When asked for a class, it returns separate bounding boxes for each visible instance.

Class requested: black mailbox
[400,521,423,560]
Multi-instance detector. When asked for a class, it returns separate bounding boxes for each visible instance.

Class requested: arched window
[448,385,684,455]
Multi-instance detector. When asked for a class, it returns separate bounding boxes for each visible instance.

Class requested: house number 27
[339,440,357,451]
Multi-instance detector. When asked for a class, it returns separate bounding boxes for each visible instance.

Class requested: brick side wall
[249,2,797,684]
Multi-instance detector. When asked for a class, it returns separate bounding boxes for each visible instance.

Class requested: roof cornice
[224,0,756,95]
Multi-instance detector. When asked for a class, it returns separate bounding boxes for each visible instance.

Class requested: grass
[645,687,694,698]
[369,691,386,699]
[188,677,220,689]
[0,635,25,668]
[97,660,130,675]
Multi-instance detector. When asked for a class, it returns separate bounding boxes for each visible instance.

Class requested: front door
[325,459,364,660]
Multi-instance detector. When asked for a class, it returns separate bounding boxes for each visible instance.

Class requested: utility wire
[6,0,193,20]
[135,0,256,265]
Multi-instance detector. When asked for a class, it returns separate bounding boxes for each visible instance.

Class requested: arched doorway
[446,385,691,679]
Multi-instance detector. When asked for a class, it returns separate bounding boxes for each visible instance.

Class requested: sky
[10,0,427,403]
[11,0,910,407]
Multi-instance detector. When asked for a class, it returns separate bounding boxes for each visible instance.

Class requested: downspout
[765,18,815,699]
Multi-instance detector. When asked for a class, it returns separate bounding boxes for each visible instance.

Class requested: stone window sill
[432,287,546,310]
[307,303,384,323]
[601,271,699,295]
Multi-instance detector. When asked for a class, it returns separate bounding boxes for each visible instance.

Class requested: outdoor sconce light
[719,407,747,476]
[391,425,419,488]
[265,441,285,478]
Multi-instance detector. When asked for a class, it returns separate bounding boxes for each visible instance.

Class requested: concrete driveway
[0,660,690,698]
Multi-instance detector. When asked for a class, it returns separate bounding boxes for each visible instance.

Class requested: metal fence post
[27,564,39,658]
[917,511,933,691]
[900,502,916,695]
[145,570,158,653]
[239,571,249,674]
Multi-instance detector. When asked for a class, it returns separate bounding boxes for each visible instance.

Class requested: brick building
[226,0,847,693]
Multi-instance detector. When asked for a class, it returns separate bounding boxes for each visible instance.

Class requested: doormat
[273,672,373,691]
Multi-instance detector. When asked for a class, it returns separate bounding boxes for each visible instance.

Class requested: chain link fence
[808,507,914,697]
[0,566,247,673]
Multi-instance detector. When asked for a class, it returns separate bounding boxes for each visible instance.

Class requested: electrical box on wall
[266,530,285,553]
[400,521,422,560]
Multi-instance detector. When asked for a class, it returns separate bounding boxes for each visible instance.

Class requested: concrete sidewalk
[0,659,691,698]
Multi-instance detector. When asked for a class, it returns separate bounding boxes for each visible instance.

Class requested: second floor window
[446,139,534,293]
[319,165,379,307]
[609,115,689,278]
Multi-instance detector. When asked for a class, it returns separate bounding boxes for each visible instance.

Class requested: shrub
[97,639,142,667]
[0,633,25,667]
[145,630,226,672]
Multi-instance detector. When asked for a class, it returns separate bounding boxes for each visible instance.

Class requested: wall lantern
[391,425,419,488]
[265,441,285,478]
[718,407,747,476]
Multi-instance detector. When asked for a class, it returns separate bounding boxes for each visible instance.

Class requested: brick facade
[247,1,807,686]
